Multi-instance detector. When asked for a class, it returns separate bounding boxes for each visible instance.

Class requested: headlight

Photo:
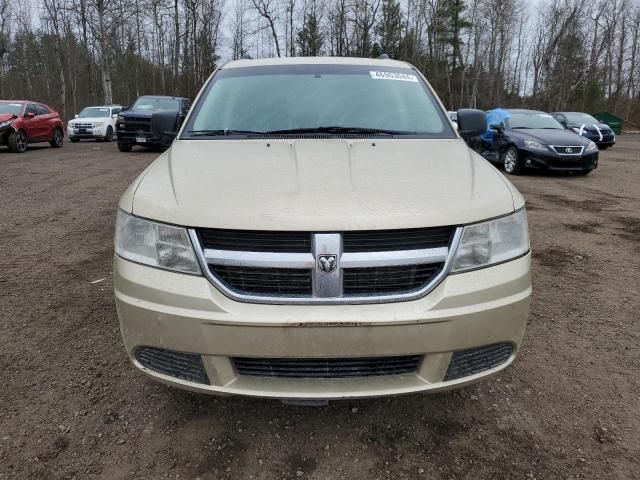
[115,210,201,275]
[93,122,104,127]
[451,209,529,273]
[585,141,597,152]
[0,120,12,128]
[571,127,581,133]
[117,115,124,122]
[523,140,547,151]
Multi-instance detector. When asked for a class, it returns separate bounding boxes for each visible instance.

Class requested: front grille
[233,356,422,378]
[210,265,312,295]
[199,229,311,252]
[444,343,513,381]
[135,347,209,384]
[550,145,584,155]
[343,226,453,252]
[343,263,444,295]
[195,226,457,303]
[74,122,93,129]
[123,117,151,132]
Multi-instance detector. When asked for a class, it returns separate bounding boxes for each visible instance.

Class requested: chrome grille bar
[341,247,448,268]
[204,249,315,269]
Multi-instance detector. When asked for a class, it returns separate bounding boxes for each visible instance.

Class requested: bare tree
[251,0,281,57]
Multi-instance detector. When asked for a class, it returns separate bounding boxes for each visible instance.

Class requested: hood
[509,128,592,146]
[70,116,110,123]
[120,111,153,118]
[566,122,611,132]
[128,138,519,231]
[0,113,16,124]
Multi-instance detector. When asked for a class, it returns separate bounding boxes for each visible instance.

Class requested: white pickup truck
[67,105,122,142]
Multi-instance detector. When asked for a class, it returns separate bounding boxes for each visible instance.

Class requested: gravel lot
[1,137,639,480]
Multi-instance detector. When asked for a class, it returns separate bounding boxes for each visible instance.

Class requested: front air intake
[135,347,209,384]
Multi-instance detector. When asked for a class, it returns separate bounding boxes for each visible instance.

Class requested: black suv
[479,109,598,175]
[116,96,190,152]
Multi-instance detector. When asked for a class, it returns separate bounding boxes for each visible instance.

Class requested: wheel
[117,141,132,152]
[104,127,114,142]
[70,137,80,143]
[502,146,524,175]
[50,128,64,148]
[8,130,28,153]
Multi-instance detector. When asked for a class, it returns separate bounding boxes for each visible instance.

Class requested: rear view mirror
[457,109,487,138]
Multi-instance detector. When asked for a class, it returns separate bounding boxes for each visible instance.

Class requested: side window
[36,104,50,115]
[112,107,121,116]
[25,104,38,116]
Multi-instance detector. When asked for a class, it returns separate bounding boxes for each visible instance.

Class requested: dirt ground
[0,136,639,480]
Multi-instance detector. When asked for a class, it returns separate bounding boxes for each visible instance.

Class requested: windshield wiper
[266,126,412,135]
[186,129,266,136]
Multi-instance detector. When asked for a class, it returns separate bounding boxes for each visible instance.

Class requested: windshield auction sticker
[370,71,418,83]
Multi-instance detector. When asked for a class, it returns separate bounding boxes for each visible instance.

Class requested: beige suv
[114,57,531,401]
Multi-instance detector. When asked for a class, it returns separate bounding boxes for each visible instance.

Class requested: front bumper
[522,148,598,171]
[117,130,164,147]
[114,252,531,399]
[68,125,108,139]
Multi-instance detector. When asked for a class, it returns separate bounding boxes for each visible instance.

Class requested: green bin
[594,112,623,135]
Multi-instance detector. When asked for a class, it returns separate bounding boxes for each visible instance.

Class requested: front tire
[117,141,132,152]
[503,146,524,175]
[104,126,114,142]
[8,130,28,153]
[50,128,64,148]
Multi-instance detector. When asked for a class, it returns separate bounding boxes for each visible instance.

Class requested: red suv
[0,100,64,153]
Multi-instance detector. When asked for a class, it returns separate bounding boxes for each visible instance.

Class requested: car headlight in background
[571,127,582,134]
[451,209,529,273]
[93,122,104,127]
[523,140,548,151]
[115,210,201,275]
[585,141,597,152]
[0,120,13,128]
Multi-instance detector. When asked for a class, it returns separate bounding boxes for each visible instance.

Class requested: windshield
[507,112,564,130]
[132,97,180,112]
[78,107,110,118]
[564,113,599,125]
[0,102,23,115]
[182,65,454,138]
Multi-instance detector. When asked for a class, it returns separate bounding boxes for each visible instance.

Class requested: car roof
[137,95,188,100]
[504,109,547,114]
[222,56,411,70]
[552,112,593,115]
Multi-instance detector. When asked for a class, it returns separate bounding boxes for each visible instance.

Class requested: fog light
[526,159,532,165]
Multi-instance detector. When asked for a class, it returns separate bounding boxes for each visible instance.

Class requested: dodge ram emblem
[317,254,338,274]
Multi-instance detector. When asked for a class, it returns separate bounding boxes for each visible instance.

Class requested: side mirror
[121,106,129,112]
[25,112,35,119]
[150,110,180,147]
[74,114,79,119]
[457,109,487,138]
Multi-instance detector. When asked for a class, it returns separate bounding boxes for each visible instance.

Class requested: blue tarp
[480,108,512,144]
